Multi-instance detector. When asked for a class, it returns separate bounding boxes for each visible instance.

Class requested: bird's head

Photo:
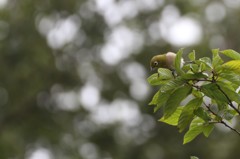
[150,52,178,71]
[150,54,166,71]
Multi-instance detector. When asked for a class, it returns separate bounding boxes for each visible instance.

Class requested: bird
[150,52,184,71]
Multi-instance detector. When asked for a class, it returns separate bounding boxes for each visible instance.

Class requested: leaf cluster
[148,49,240,144]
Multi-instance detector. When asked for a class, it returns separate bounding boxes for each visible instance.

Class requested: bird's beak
[150,66,155,72]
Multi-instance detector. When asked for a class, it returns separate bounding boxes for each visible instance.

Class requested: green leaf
[198,57,212,69]
[159,107,183,126]
[160,77,186,92]
[223,60,240,74]
[192,89,204,98]
[182,72,208,80]
[188,50,195,61]
[216,82,240,103]
[158,68,174,80]
[183,117,205,144]
[221,110,236,120]
[201,83,228,103]
[212,49,224,71]
[219,71,240,86]
[164,85,192,118]
[154,89,172,112]
[203,124,214,137]
[221,49,240,60]
[190,64,200,73]
[178,98,203,132]
[149,91,160,105]
[147,73,170,86]
[194,107,211,121]
[175,48,185,75]
[190,156,199,159]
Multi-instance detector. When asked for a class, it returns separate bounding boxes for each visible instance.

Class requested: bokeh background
[1,0,240,158]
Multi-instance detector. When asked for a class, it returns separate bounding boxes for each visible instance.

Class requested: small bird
[150,52,183,71]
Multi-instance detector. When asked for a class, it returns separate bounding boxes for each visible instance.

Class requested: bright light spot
[37,15,80,49]
[130,80,150,101]
[55,91,79,110]
[100,44,122,65]
[47,16,80,49]
[95,0,124,26]
[37,16,55,36]
[101,26,143,65]
[205,2,226,22]
[148,22,161,41]
[113,115,155,145]
[223,0,240,8]
[162,17,202,46]
[120,62,146,83]
[79,84,100,111]
[79,143,99,159]
[90,99,141,126]
[159,5,202,46]
[0,0,7,8]
[161,5,180,25]
[28,148,52,159]
[95,0,164,26]
[119,1,138,19]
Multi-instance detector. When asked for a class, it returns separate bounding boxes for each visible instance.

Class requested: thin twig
[220,120,240,136]
[203,102,240,136]
[216,84,240,115]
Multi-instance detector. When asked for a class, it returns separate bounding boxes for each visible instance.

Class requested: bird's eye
[154,61,158,66]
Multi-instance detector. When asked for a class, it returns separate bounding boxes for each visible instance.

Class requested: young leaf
[154,89,172,112]
[182,72,208,80]
[175,48,185,75]
[198,57,212,69]
[194,107,211,121]
[201,83,228,104]
[219,71,240,86]
[158,68,174,79]
[149,91,160,105]
[216,82,240,103]
[159,107,183,126]
[222,60,240,74]
[164,85,192,118]
[212,49,223,71]
[160,77,186,92]
[203,124,214,137]
[188,50,195,61]
[221,49,240,60]
[183,117,205,144]
[147,73,170,86]
[178,98,203,132]
[190,64,200,73]
[221,110,237,120]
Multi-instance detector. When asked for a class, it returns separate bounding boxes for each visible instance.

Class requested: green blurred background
[0,0,240,158]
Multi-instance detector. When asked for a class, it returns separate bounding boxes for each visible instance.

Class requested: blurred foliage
[0,0,239,159]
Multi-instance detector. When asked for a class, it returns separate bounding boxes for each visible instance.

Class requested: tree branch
[203,102,240,136]
[216,84,240,115]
